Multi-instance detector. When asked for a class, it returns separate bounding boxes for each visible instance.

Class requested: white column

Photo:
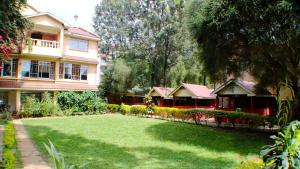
[59,29,64,56]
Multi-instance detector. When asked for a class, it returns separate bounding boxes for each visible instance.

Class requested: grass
[22,114,270,169]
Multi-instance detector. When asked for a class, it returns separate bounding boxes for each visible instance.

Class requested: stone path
[13,119,52,169]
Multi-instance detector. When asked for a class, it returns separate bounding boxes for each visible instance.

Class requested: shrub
[106,104,120,113]
[95,102,107,114]
[120,104,131,115]
[57,91,80,110]
[40,92,53,116]
[260,120,300,169]
[2,111,12,120]
[130,105,147,116]
[20,96,40,117]
[2,122,16,169]
[2,150,15,169]
[183,108,269,126]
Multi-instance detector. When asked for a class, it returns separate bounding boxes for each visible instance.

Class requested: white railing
[30,38,60,48]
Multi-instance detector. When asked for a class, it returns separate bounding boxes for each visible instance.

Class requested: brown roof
[182,83,214,98]
[68,27,98,39]
[151,87,175,97]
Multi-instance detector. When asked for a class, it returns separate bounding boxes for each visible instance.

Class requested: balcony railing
[23,38,62,57]
[30,38,60,48]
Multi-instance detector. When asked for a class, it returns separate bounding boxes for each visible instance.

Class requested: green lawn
[22,114,270,169]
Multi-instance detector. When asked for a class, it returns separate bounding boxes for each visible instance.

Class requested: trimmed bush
[2,122,16,169]
[183,108,272,127]
[106,104,120,113]
[3,150,15,169]
[120,104,131,115]
[130,105,147,116]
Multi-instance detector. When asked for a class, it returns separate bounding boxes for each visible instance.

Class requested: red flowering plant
[0,35,13,69]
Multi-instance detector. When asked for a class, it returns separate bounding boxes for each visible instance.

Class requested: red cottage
[212,79,277,116]
[148,87,175,107]
[169,83,216,109]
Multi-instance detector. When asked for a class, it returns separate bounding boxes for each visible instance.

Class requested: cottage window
[70,38,88,51]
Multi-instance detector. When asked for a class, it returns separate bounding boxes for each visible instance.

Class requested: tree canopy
[187,0,300,118]
[94,0,209,98]
[0,0,29,60]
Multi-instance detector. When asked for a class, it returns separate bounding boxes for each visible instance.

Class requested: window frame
[1,58,18,78]
[21,60,54,80]
[69,38,89,52]
[59,62,88,81]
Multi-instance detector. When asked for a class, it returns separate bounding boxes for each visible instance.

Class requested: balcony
[22,38,62,57]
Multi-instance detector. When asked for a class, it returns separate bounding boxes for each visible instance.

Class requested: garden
[5,91,296,169]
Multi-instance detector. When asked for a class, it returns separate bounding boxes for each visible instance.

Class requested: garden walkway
[13,119,51,169]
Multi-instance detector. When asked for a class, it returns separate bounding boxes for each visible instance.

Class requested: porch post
[59,28,64,55]
[15,90,21,112]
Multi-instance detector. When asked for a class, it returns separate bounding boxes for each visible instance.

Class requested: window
[59,63,88,80]
[72,64,80,80]
[1,58,17,77]
[80,65,88,80]
[21,60,54,79]
[64,63,72,79]
[70,38,88,51]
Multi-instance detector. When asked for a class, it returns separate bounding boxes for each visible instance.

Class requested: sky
[28,0,101,32]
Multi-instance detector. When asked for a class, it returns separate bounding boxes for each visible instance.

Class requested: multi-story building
[0,5,100,112]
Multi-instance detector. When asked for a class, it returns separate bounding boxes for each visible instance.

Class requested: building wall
[63,36,98,59]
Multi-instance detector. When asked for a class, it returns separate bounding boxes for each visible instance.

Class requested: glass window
[30,60,38,78]
[80,65,88,80]
[70,38,88,51]
[59,63,64,79]
[72,64,80,80]
[64,63,72,79]
[21,60,54,79]
[1,58,17,77]
[22,60,31,77]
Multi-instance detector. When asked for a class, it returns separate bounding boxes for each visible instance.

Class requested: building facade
[0,5,100,112]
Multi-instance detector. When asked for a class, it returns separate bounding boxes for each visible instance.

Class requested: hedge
[2,122,16,169]
[130,105,147,115]
[183,108,275,127]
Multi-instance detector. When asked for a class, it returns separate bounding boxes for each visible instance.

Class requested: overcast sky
[28,0,101,32]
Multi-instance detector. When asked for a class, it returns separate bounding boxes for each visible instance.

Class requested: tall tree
[94,0,207,91]
[0,0,29,61]
[187,0,300,118]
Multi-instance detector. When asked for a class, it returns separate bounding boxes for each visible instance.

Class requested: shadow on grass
[23,124,235,169]
[146,121,270,155]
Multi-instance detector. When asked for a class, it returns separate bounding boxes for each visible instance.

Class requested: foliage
[94,0,208,93]
[20,95,40,117]
[57,91,81,110]
[106,104,120,113]
[2,122,16,169]
[187,0,300,119]
[130,105,147,116]
[99,59,133,98]
[2,111,12,120]
[0,0,30,61]
[44,140,86,169]
[260,121,300,169]
[120,104,130,115]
